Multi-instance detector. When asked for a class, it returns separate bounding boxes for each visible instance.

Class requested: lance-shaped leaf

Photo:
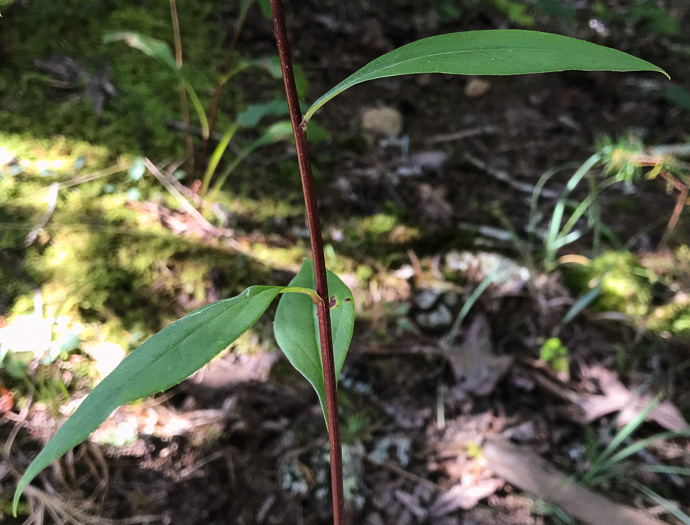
[274,259,355,421]
[13,285,292,513]
[304,29,668,123]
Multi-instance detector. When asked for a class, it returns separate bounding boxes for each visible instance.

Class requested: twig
[425,124,498,145]
[659,180,688,250]
[25,182,59,247]
[483,437,664,525]
[142,158,216,233]
[362,455,441,491]
[464,154,559,199]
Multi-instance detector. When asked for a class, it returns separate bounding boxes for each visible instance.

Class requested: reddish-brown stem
[269,1,345,524]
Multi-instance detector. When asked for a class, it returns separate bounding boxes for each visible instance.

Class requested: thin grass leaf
[601,396,661,461]
[603,429,690,468]
[585,462,634,486]
[305,30,667,122]
[552,228,586,250]
[638,465,690,476]
[201,123,238,196]
[588,177,602,255]
[557,178,618,243]
[545,152,602,264]
[444,271,497,349]
[561,282,602,326]
[528,163,578,233]
[209,121,293,198]
[632,481,690,525]
[493,208,537,279]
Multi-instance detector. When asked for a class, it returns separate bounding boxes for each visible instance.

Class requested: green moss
[564,248,690,339]
[0,0,230,158]
[564,251,653,317]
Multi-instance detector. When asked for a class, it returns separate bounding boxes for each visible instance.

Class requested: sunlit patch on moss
[564,248,690,339]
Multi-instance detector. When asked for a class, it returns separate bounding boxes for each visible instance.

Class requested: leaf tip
[12,481,26,517]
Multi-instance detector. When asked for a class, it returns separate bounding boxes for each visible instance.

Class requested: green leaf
[104,31,210,139]
[304,29,668,123]
[256,0,272,20]
[200,123,239,197]
[104,31,177,70]
[274,259,355,422]
[13,285,290,514]
[236,97,289,127]
[208,121,294,199]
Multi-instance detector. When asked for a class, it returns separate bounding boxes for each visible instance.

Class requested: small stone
[414,288,442,310]
[364,513,385,525]
[464,78,491,98]
[415,304,453,330]
[371,488,393,510]
[442,291,460,308]
[361,106,403,138]
[409,150,448,173]
[392,264,415,280]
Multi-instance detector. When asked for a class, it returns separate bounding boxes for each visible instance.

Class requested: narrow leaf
[304,29,668,122]
[14,285,287,513]
[104,31,209,138]
[209,121,293,199]
[201,123,239,196]
[274,259,355,421]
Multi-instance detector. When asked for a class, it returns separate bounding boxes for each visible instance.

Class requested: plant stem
[168,0,194,174]
[269,2,345,524]
[200,0,251,169]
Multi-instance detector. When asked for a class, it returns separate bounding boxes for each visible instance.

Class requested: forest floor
[1,1,690,524]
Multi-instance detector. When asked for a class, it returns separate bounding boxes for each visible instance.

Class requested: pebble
[415,303,453,331]
[464,78,491,98]
[413,288,442,310]
[361,106,403,138]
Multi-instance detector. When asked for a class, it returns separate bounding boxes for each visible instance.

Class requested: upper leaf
[304,29,668,123]
[273,259,355,422]
[13,285,286,513]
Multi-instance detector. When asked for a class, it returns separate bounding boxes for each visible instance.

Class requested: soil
[2,1,690,524]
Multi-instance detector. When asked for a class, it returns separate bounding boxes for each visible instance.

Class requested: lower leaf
[274,259,355,422]
[14,285,285,514]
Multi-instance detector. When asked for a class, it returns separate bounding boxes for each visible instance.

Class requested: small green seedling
[540,337,570,378]
[14,3,667,522]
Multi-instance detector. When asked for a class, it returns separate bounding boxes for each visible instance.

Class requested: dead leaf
[416,183,453,226]
[430,478,504,516]
[448,315,513,396]
[579,365,689,431]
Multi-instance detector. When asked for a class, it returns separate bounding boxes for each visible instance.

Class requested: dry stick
[483,437,664,525]
[169,0,194,174]
[269,1,345,524]
[656,171,688,250]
